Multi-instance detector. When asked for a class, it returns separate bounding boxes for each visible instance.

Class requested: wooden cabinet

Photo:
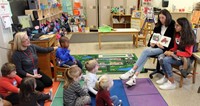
[99,0,112,26]
[85,0,98,28]
[111,14,131,28]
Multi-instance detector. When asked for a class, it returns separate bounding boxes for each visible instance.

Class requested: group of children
[0,63,53,106]
[63,62,122,106]
[56,36,122,105]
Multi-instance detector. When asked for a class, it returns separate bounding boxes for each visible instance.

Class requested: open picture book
[150,33,171,47]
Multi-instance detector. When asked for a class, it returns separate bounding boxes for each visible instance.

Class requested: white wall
[0,0,13,69]
[152,0,200,12]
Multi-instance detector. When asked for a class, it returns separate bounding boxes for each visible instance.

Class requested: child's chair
[51,51,67,81]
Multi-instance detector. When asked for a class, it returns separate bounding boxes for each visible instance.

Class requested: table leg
[132,34,135,46]
[98,33,101,49]
[135,33,138,48]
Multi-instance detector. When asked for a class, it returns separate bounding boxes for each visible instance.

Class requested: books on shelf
[150,33,171,47]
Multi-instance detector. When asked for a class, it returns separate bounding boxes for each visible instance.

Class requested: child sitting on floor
[63,65,91,106]
[96,74,122,106]
[0,63,22,105]
[19,77,52,106]
[84,59,99,96]
[56,36,82,69]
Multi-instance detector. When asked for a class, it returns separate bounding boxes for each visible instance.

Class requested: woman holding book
[120,9,175,86]
[156,17,195,90]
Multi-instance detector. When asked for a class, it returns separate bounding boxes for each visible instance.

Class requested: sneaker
[49,88,53,101]
[159,80,176,90]
[118,100,122,106]
[63,64,70,68]
[126,77,136,86]
[120,70,134,80]
[156,76,167,85]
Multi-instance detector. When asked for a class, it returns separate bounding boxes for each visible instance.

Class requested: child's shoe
[118,100,122,106]
[49,88,53,101]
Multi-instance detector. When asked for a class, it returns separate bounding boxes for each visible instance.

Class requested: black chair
[144,55,164,79]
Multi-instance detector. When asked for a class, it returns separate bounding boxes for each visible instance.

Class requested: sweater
[170,33,194,57]
[63,81,89,106]
[19,91,50,106]
[12,44,54,77]
[56,47,75,66]
[85,72,98,95]
[147,20,175,52]
[96,88,113,106]
[0,75,22,97]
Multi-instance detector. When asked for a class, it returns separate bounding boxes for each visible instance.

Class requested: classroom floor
[67,34,200,106]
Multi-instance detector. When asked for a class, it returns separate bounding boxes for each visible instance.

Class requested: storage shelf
[111,14,131,28]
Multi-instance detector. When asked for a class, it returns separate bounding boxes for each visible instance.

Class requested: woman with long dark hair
[157,17,195,90]
[120,9,175,86]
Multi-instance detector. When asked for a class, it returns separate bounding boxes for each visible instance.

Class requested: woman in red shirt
[0,63,22,105]
[156,17,196,90]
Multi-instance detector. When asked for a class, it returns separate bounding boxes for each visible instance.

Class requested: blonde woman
[63,65,91,106]
[12,32,57,91]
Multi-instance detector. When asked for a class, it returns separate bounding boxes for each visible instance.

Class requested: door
[85,0,98,28]
[99,0,112,26]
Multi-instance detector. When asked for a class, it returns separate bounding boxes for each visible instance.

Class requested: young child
[56,36,83,69]
[96,75,122,106]
[84,59,99,96]
[63,65,91,106]
[0,97,12,106]
[0,63,22,105]
[19,77,52,106]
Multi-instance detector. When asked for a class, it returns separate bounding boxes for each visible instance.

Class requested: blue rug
[52,80,129,106]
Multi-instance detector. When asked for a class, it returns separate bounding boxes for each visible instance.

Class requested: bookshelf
[25,0,63,25]
[111,14,131,28]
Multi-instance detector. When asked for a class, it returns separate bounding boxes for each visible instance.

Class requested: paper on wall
[1,15,12,28]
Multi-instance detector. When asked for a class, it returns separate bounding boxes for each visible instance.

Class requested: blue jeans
[111,95,120,106]
[135,47,163,72]
[161,56,182,77]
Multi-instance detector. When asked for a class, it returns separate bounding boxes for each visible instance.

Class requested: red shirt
[170,33,193,57]
[96,88,113,106]
[0,75,22,98]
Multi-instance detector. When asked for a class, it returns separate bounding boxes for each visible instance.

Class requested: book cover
[150,33,171,47]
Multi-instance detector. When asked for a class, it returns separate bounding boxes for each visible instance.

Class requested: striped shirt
[63,81,89,106]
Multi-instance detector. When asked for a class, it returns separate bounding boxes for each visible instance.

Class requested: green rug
[73,53,146,74]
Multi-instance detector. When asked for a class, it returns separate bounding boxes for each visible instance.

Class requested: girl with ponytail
[63,65,91,106]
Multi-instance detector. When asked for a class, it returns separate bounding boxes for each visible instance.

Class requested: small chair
[135,22,154,47]
[172,56,197,87]
[172,41,199,87]
[51,51,67,81]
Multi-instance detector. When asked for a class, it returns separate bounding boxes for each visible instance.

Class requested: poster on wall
[0,2,12,16]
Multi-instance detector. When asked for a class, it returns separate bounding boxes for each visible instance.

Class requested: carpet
[123,78,168,106]
[72,53,146,74]
[50,79,168,106]
[51,80,129,106]
[69,33,132,43]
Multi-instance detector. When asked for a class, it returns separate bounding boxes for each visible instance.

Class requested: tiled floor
[68,34,200,106]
